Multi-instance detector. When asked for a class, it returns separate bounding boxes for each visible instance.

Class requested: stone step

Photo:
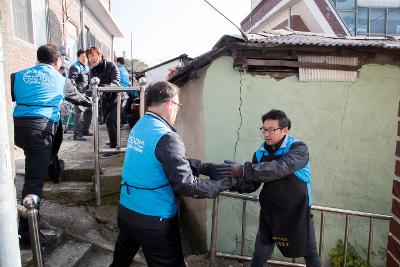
[43,239,92,267]
[76,247,148,267]
[42,167,122,204]
[21,229,63,267]
[42,181,94,204]
[75,247,113,267]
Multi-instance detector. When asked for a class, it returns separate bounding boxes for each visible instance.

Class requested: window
[32,0,47,47]
[370,8,386,35]
[12,0,34,43]
[336,0,355,10]
[66,21,78,63]
[339,11,355,35]
[388,8,400,34]
[11,0,47,45]
[357,7,368,35]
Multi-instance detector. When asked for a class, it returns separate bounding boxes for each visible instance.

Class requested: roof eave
[85,0,124,38]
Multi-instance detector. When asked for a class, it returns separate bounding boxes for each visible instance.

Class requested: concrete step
[75,247,113,267]
[41,167,122,204]
[43,239,92,267]
[76,246,148,267]
[42,181,94,204]
[20,229,63,267]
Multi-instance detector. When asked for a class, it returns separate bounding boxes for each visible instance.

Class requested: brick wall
[241,0,283,32]
[387,106,400,266]
[314,0,346,35]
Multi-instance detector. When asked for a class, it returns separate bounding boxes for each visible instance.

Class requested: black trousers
[110,215,185,267]
[73,105,92,136]
[15,122,63,238]
[105,104,117,148]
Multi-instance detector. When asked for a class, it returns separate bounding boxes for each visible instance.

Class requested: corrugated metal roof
[241,30,400,49]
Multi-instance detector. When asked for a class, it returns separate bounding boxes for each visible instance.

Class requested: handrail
[17,194,43,267]
[209,191,392,267]
[91,77,146,206]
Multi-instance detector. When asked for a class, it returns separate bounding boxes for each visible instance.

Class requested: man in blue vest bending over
[110,81,238,267]
[12,44,92,248]
[225,110,320,267]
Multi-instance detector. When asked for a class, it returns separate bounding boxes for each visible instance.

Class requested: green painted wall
[202,56,400,265]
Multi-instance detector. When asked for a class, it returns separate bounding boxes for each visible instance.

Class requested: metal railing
[209,191,392,267]
[91,77,146,206]
[17,194,43,267]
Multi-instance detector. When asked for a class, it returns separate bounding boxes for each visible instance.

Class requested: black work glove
[220,177,240,191]
[208,163,232,181]
[224,160,244,177]
[81,95,92,107]
[187,158,202,177]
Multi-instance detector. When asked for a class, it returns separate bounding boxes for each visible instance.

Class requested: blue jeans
[251,215,321,267]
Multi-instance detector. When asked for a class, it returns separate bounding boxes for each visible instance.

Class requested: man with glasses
[110,81,238,267]
[225,109,320,267]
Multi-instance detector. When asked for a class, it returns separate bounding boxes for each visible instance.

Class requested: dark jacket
[89,60,120,115]
[68,62,90,94]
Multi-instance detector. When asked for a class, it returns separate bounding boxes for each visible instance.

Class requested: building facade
[241,0,400,37]
[0,0,123,172]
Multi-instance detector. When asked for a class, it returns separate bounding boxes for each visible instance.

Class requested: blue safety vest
[13,64,65,123]
[120,113,177,218]
[119,65,130,87]
[255,135,312,205]
[71,60,89,73]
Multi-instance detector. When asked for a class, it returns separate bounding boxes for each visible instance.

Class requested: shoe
[82,131,93,136]
[47,158,64,184]
[100,152,119,158]
[120,123,129,129]
[73,135,87,141]
[19,231,58,249]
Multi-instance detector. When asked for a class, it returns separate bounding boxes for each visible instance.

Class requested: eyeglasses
[163,99,183,111]
[259,127,282,134]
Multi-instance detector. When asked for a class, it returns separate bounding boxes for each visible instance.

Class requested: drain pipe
[0,29,21,267]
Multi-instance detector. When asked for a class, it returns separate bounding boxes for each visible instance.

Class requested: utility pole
[130,32,134,85]
[0,26,21,267]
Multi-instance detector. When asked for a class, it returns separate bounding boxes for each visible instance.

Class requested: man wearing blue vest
[69,49,92,141]
[225,110,320,267]
[110,81,238,267]
[12,44,92,248]
[116,57,130,128]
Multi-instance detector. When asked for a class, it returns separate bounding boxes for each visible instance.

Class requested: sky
[111,0,251,67]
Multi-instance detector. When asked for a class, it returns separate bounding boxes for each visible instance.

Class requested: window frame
[10,0,48,46]
[10,0,34,45]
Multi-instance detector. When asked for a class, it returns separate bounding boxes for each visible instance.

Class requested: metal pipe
[138,78,146,117]
[97,86,140,93]
[116,93,121,148]
[216,252,306,266]
[91,78,101,206]
[343,214,350,267]
[367,218,374,264]
[220,191,259,202]
[99,148,126,154]
[0,25,21,265]
[209,197,220,267]
[23,195,43,267]
[80,0,85,49]
[241,200,247,256]
[319,211,325,260]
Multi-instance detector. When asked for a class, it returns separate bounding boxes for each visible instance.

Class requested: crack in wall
[233,72,244,161]
[340,83,353,136]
